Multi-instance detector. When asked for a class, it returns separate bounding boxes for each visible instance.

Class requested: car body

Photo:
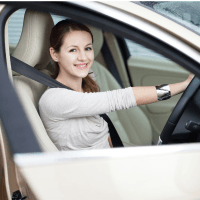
[0,1,200,200]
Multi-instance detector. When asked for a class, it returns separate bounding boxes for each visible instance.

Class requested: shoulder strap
[11,56,72,90]
[11,56,124,148]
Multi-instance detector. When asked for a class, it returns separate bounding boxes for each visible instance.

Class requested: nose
[78,49,87,61]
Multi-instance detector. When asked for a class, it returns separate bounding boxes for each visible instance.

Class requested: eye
[69,49,76,52]
[85,47,92,51]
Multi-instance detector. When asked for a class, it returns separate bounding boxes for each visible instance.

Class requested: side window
[124,38,190,144]
[8,9,25,53]
[125,39,167,59]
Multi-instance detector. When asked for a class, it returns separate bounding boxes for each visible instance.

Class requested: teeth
[75,64,87,67]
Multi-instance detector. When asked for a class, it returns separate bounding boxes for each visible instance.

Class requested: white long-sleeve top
[38,87,137,151]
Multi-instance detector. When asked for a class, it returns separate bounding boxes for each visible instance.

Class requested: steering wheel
[158,76,200,145]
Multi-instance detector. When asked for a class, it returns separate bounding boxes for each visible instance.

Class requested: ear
[49,47,58,62]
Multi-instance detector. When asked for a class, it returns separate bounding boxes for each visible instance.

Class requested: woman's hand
[184,73,195,88]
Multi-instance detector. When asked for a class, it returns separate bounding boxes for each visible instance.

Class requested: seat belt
[11,56,124,148]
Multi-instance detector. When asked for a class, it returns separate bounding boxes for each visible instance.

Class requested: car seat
[1,9,56,200]
[91,40,152,146]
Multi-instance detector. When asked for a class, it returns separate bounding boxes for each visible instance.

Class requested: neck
[56,73,83,93]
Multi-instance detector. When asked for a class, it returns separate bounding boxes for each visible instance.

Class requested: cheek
[60,52,77,63]
[88,51,94,61]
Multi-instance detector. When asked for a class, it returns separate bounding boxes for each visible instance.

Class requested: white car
[0,1,200,200]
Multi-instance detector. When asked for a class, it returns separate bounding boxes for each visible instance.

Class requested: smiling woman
[38,18,193,151]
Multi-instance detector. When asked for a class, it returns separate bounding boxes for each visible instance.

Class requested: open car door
[0,2,200,200]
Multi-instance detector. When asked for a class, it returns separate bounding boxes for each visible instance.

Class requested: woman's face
[51,30,94,80]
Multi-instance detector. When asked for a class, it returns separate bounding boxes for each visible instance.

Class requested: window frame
[1,2,200,155]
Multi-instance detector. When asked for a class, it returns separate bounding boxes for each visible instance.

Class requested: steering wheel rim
[158,76,200,145]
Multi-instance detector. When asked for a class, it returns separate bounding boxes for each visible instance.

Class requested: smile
[74,63,88,70]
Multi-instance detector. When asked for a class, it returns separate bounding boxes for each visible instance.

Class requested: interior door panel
[127,55,189,143]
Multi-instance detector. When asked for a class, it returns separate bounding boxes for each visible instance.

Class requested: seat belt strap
[101,114,124,147]
[11,56,124,148]
[11,56,72,90]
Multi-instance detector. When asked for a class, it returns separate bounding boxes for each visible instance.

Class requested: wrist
[184,79,190,90]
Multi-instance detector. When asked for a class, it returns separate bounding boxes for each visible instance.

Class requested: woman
[39,19,194,151]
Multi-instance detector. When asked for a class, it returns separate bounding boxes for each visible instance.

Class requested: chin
[79,69,91,78]
[80,73,89,78]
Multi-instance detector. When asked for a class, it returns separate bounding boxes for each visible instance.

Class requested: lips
[74,63,88,70]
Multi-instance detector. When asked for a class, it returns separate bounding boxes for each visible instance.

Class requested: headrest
[86,25,103,59]
[11,9,103,71]
[12,9,54,69]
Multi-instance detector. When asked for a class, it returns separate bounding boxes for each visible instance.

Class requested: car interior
[10,9,156,149]
[0,6,192,200]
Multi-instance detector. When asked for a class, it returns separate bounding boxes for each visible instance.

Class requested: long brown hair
[50,19,99,93]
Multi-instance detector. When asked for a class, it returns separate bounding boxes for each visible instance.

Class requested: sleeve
[39,87,137,120]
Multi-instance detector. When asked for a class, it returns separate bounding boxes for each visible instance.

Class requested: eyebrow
[67,43,92,49]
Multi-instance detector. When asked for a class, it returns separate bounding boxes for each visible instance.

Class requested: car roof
[136,1,200,36]
[98,1,200,52]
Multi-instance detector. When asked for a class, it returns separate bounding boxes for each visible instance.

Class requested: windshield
[136,1,200,35]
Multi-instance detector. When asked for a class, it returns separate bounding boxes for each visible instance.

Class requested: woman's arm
[39,74,194,119]
[132,73,194,106]
[39,87,137,120]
